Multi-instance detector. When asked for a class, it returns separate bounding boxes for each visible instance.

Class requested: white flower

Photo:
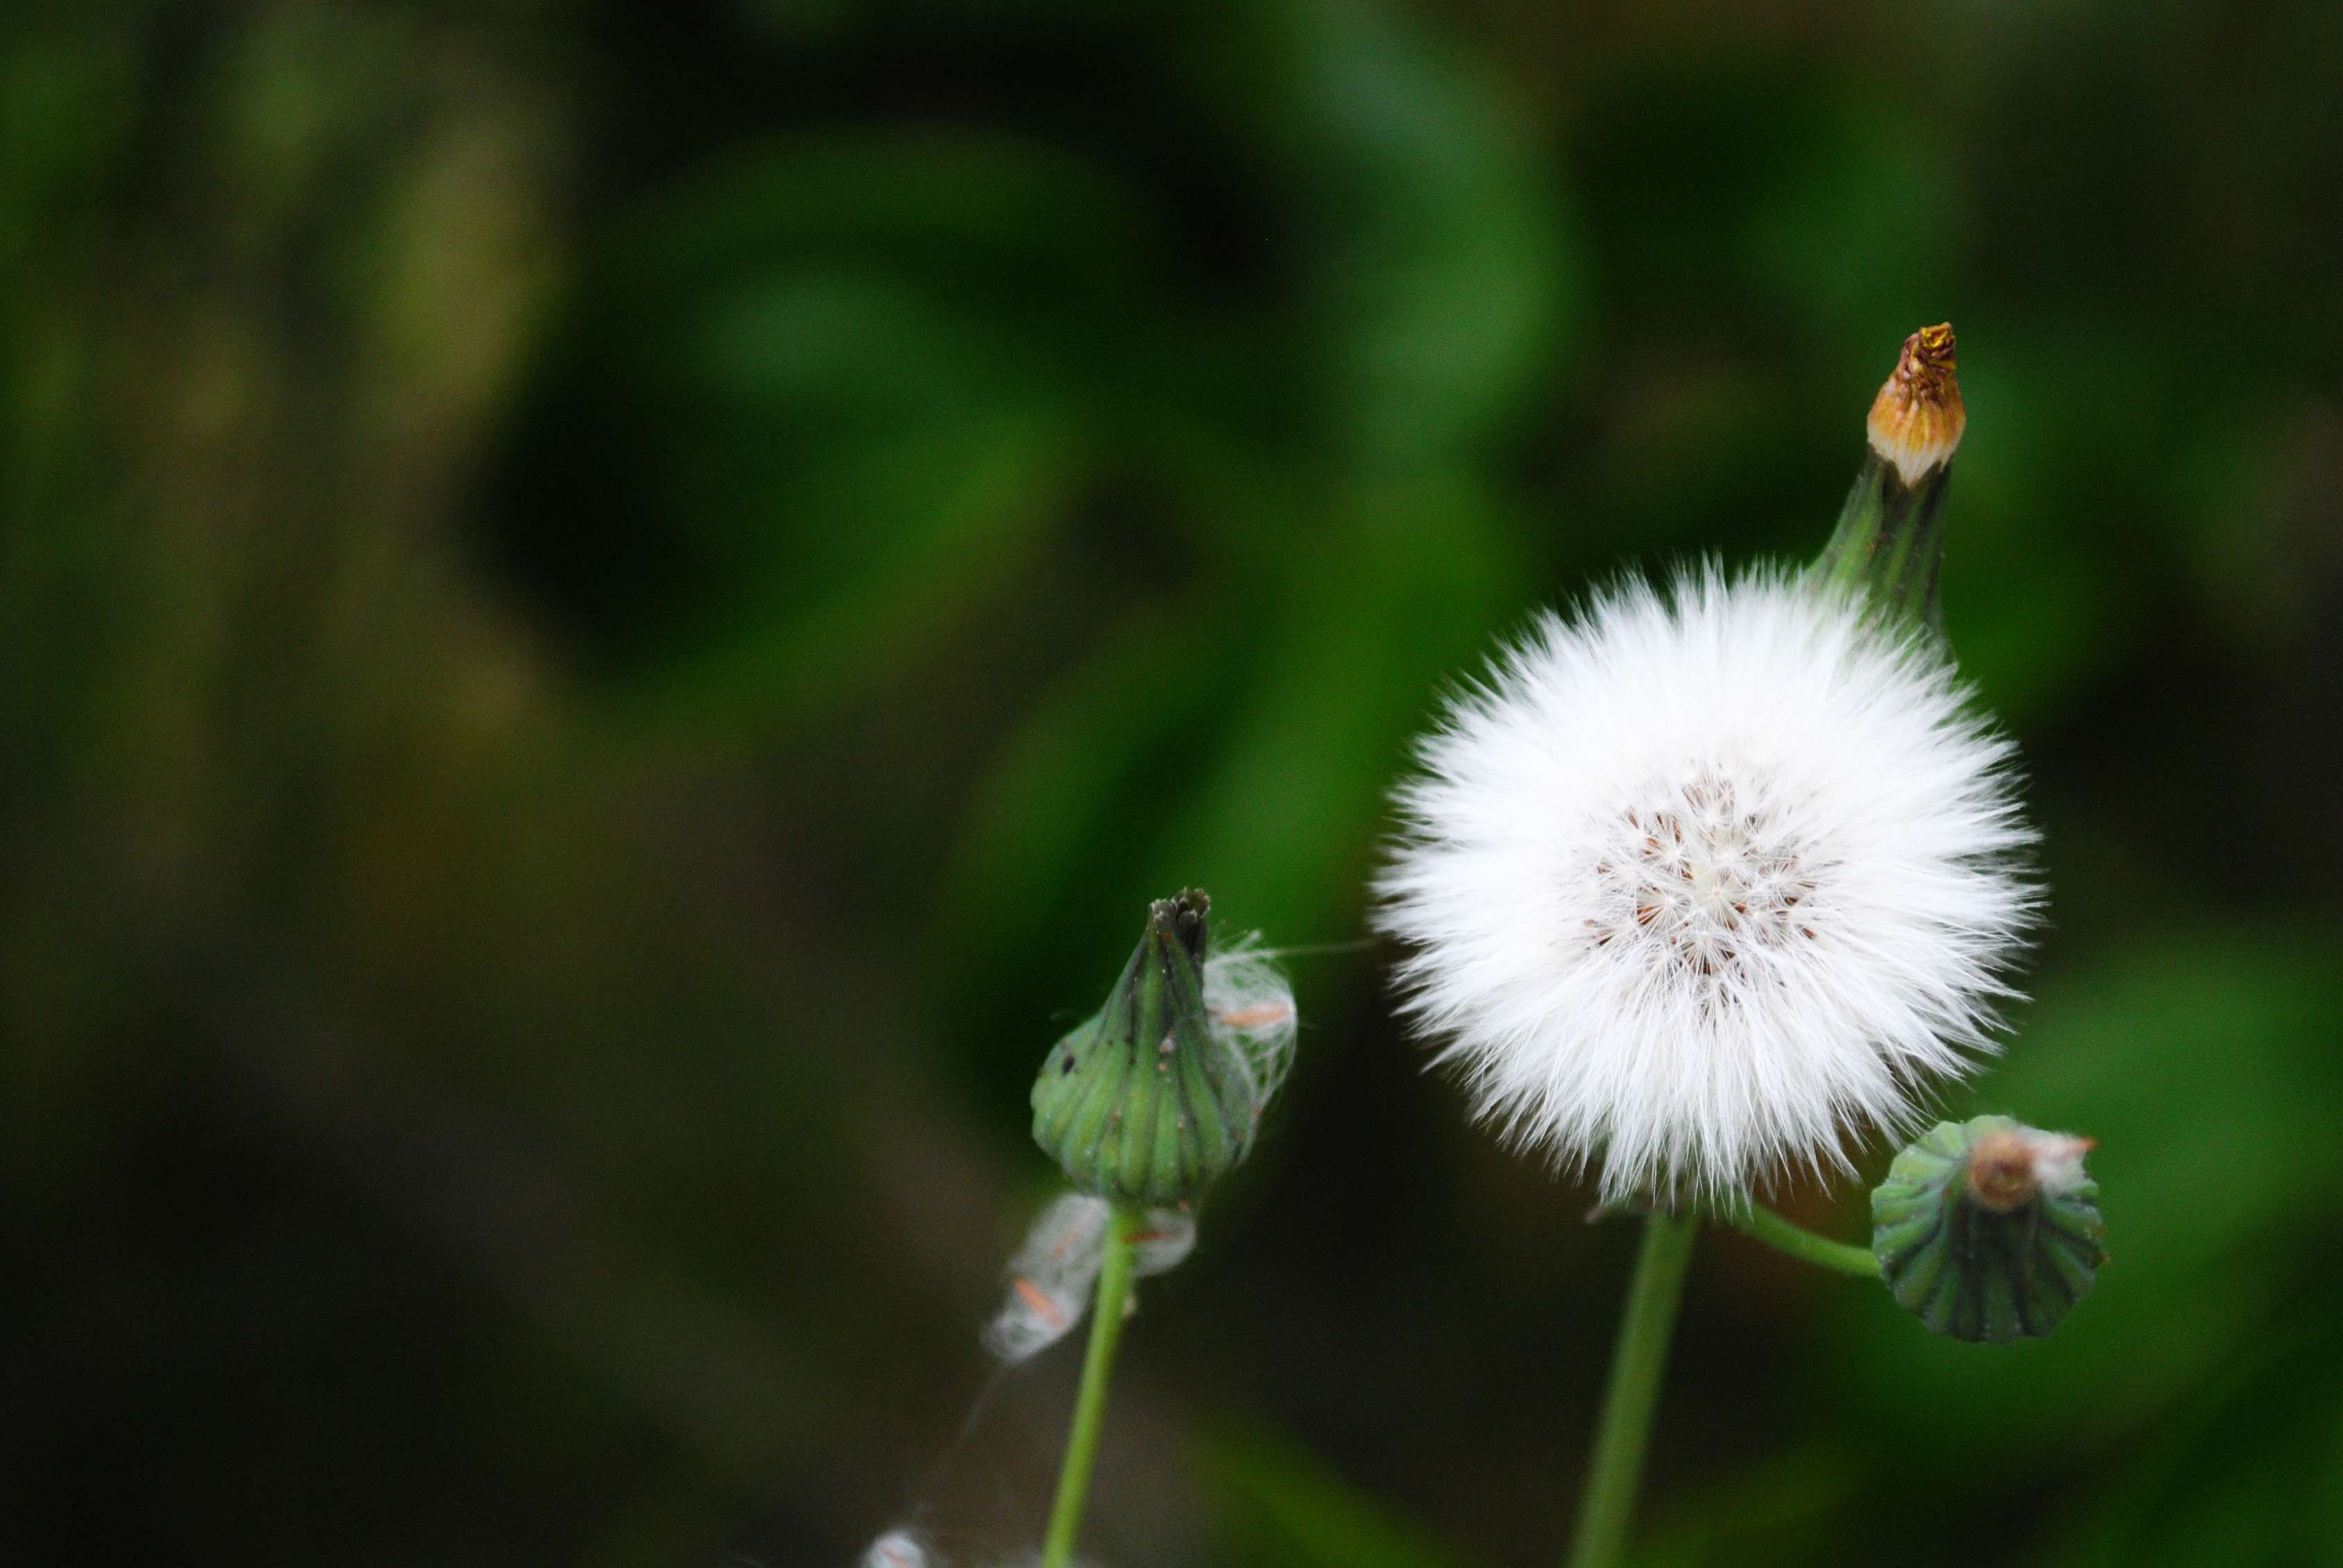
[1375,566,2034,1203]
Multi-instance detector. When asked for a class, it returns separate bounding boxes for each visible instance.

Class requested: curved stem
[1565,1209,1699,1568]
[1039,1200,1142,1568]
[1727,1201,1881,1278]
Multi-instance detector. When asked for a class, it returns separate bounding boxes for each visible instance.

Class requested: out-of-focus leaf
[1153,474,1529,948]
[639,397,1083,730]
[1739,92,1962,355]
[1932,328,2169,727]
[1634,1442,1861,1568]
[0,32,132,267]
[504,133,1174,725]
[2161,396,2340,658]
[609,131,1166,320]
[2020,1320,2336,1568]
[940,598,1243,993]
[1189,0,1579,463]
[1198,1422,1490,1568]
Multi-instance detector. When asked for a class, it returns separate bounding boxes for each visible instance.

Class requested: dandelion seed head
[1375,565,2036,1203]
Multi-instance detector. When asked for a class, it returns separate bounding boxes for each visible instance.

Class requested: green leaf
[1187,0,1580,463]
[1151,475,1528,949]
[510,131,1173,727]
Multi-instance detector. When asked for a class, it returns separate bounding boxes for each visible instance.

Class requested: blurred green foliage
[3,1,2341,1565]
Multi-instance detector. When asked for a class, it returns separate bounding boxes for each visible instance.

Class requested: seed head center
[1586,765,1817,981]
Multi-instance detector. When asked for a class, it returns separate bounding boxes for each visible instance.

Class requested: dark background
[6,1,2342,1564]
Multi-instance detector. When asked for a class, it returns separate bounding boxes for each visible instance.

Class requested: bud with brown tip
[1966,1123,2096,1213]
[1808,322,1970,634]
[1028,890,1297,1207]
[1866,322,1967,487]
[1871,1114,2106,1343]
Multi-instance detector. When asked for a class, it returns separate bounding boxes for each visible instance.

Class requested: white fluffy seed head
[1375,565,2036,1204]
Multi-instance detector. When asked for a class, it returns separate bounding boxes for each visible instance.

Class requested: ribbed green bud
[1871,1114,2106,1343]
[1807,322,1967,637]
[1030,890,1265,1207]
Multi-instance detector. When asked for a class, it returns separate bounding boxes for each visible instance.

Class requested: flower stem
[1039,1200,1142,1568]
[1565,1208,1699,1568]
[1727,1202,1882,1278]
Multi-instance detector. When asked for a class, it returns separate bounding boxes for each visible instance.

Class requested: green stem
[1726,1202,1882,1278]
[1039,1200,1142,1568]
[1565,1209,1699,1568]
[1805,447,1953,637]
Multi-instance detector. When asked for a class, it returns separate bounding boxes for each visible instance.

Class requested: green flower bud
[1029,890,1292,1207]
[1871,1114,2106,1343]
[1807,322,1967,636]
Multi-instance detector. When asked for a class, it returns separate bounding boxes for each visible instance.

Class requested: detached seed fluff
[1376,566,2034,1203]
[983,1194,1200,1363]
[1199,938,1300,1121]
[863,1528,935,1568]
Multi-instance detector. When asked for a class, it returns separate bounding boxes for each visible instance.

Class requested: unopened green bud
[1871,1114,2106,1343]
[1029,890,1294,1207]
[1808,322,1967,635]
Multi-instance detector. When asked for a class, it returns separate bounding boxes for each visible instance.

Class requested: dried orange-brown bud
[1809,322,1973,635]
[1964,1124,2039,1211]
[1866,322,1968,488]
[1966,1123,2097,1212]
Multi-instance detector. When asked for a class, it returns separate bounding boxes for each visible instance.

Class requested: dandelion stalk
[1566,1209,1699,1568]
[1724,1201,1881,1278]
[1039,1200,1142,1568]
